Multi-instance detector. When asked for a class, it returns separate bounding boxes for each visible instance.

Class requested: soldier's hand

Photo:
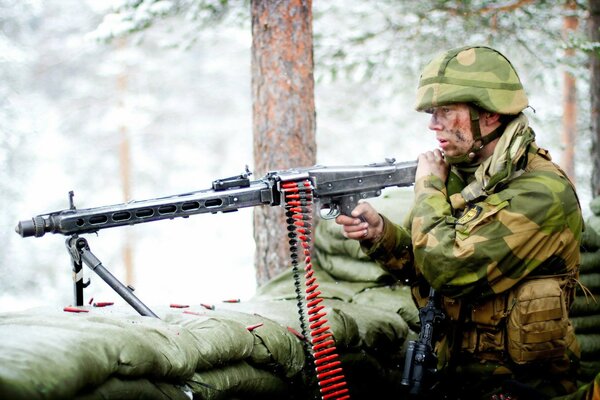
[416,149,448,183]
[335,201,384,242]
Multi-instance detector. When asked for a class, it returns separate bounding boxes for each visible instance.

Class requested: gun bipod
[65,235,158,318]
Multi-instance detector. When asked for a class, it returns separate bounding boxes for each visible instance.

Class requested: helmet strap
[445,106,504,166]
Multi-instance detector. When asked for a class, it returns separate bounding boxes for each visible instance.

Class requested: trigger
[319,205,340,220]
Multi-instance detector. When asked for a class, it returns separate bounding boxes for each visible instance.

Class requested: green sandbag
[162,312,255,371]
[579,360,600,383]
[571,314,600,334]
[370,188,415,223]
[186,361,289,400]
[75,378,191,400]
[315,250,393,284]
[578,273,600,294]
[217,299,362,351]
[575,333,600,360]
[570,295,600,317]
[210,299,308,330]
[247,319,305,378]
[219,298,410,358]
[329,301,409,356]
[351,284,420,332]
[168,308,305,378]
[587,215,600,236]
[0,309,198,400]
[580,250,600,274]
[253,262,385,302]
[326,301,408,355]
[253,265,309,301]
[314,218,370,261]
[313,276,389,302]
[582,215,600,251]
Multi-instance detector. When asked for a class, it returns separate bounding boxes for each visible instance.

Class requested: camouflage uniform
[363,47,583,399]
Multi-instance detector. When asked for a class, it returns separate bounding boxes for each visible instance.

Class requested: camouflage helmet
[415,46,528,115]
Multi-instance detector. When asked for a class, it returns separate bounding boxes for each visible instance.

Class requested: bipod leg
[66,236,89,306]
[66,235,158,318]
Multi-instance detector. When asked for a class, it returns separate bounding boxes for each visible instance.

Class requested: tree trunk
[116,39,135,286]
[118,121,135,285]
[251,0,316,285]
[562,0,578,181]
[590,0,600,196]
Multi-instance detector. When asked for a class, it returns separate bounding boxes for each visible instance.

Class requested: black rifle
[15,159,416,316]
[401,287,445,397]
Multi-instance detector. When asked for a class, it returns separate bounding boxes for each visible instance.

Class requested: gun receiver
[15,158,416,238]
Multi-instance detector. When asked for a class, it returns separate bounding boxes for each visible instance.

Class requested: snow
[0,0,593,314]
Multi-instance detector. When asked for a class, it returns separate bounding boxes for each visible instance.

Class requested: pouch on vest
[441,294,508,360]
[506,277,569,364]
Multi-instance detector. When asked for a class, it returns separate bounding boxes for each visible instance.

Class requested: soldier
[336,46,583,399]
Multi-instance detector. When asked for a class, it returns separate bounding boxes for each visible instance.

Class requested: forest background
[0,0,595,312]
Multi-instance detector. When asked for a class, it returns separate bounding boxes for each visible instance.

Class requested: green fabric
[161,312,255,370]
[576,333,600,360]
[579,273,600,294]
[254,263,383,302]
[571,314,600,334]
[219,295,410,357]
[415,46,529,114]
[582,215,600,251]
[570,295,600,317]
[351,284,420,332]
[465,116,534,200]
[75,378,191,400]
[0,309,199,400]
[580,250,600,274]
[187,361,289,400]
[0,290,417,400]
[314,251,393,284]
[367,116,583,300]
[571,220,600,392]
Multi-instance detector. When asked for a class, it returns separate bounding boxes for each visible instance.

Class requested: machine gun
[16,159,416,238]
[15,158,416,317]
[401,287,445,397]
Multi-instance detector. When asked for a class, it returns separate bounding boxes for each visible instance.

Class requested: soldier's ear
[484,112,501,126]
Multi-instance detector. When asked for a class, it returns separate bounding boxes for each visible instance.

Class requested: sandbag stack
[572,196,600,383]
[0,188,419,400]
[0,294,416,399]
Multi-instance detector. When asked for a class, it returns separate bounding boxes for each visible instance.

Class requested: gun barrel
[15,217,46,238]
[16,180,276,238]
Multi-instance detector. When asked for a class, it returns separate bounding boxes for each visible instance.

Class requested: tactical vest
[412,273,579,366]
[412,145,581,367]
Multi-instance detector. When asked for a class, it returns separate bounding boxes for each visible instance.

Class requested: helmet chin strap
[445,106,504,166]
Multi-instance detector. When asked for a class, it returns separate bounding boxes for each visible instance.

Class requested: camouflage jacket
[363,113,583,396]
[364,113,583,300]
